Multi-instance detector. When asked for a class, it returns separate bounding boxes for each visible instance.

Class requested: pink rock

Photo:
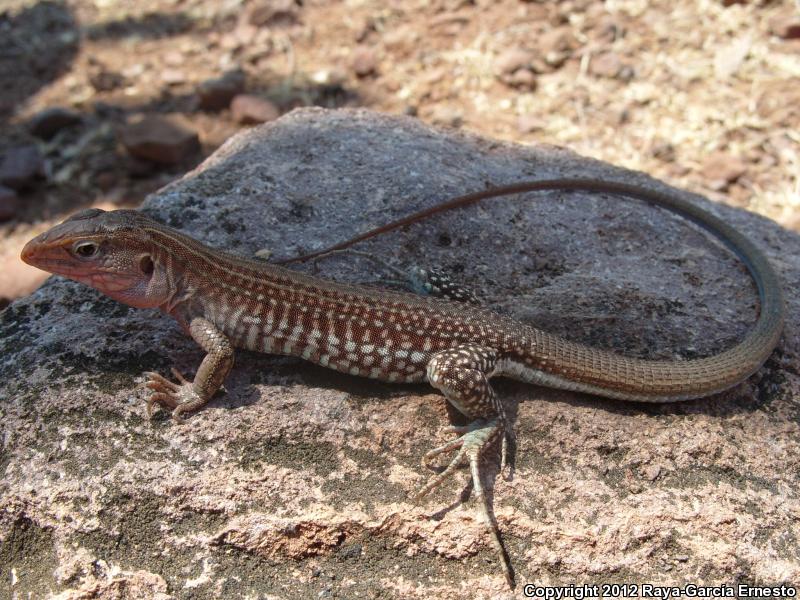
[231,95,280,125]
[248,0,299,27]
[89,68,125,92]
[538,27,576,68]
[163,51,185,67]
[769,12,800,39]
[590,52,623,78]
[161,69,187,85]
[507,68,537,91]
[701,152,748,190]
[517,115,544,133]
[198,71,246,111]
[494,48,535,76]
[120,115,200,164]
[352,47,378,77]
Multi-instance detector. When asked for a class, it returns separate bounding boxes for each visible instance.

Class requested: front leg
[145,317,234,423]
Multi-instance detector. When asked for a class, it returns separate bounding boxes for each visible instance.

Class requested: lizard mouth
[21,239,63,269]
[20,238,40,266]
[21,236,146,297]
[21,238,76,274]
[21,237,101,282]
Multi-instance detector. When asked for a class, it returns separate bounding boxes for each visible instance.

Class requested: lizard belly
[497,357,595,392]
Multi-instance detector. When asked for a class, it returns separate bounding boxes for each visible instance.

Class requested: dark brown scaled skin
[19,179,785,588]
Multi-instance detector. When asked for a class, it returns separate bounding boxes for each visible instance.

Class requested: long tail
[278,178,785,401]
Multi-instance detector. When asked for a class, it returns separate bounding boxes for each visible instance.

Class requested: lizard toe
[144,371,181,393]
[413,419,501,500]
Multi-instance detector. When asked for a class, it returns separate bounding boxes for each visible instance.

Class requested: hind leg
[418,344,513,587]
[405,266,481,304]
[309,249,481,303]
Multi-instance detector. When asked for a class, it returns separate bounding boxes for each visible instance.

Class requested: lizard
[20,178,785,588]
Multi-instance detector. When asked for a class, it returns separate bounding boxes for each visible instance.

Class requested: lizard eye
[73,241,99,258]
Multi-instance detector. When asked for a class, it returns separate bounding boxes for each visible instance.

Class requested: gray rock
[2,108,799,597]
[0,184,18,221]
[0,145,44,190]
[28,107,82,139]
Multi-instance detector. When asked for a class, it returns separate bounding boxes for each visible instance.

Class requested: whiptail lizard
[20,178,785,587]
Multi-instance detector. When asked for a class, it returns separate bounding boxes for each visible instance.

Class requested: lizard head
[21,208,173,309]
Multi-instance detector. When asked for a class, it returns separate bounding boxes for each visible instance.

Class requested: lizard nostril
[20,240,36,264]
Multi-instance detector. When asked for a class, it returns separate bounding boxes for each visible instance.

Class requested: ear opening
[139,255,154,275]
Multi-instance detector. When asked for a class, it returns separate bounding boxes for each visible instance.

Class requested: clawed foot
[413,419,501,500]
[413,418,515,587]
[143,368,204,423]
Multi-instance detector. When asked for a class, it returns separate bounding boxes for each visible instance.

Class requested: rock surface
[1,109,799,599]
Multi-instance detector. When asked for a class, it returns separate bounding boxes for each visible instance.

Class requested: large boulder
[1,108,798,598]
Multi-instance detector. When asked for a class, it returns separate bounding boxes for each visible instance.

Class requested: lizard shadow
[232,348,520,505]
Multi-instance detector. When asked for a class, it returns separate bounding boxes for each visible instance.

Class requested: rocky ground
[0,0,798,304]
[1,108,799,599]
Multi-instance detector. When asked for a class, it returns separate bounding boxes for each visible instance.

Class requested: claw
[142,370,203,422]
[170,367,190,385]
[468,447,515,589]
[414,444,468,500]
[171,407,186,425]
[144,371,180,393]
[442,424,473,435]
[420,436,465,470]
[146,391,178,418]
